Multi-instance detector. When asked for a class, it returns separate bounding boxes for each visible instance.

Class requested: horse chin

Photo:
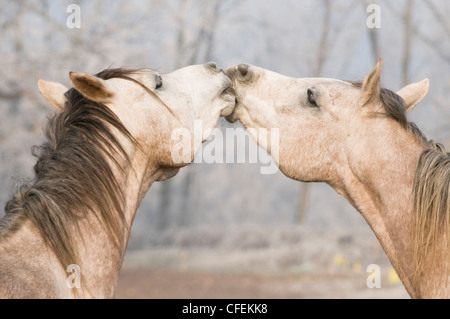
[157,168,180,181]
[224,108,238,123]
[221,103,235,118]
[220,87,236,117]
[224,98,243,123]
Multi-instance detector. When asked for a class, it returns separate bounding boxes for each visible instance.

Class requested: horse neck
[336,126,426,298]
[73,147,158,298]
[0,146,158,298]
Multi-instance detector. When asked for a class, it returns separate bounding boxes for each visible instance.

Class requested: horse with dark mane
[226,60,449,298]
[0,63,235,298]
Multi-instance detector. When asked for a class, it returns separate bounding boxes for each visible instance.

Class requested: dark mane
[347,81,428,144]
[1,67,141,270]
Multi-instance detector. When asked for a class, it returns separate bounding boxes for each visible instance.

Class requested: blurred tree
[362,0,381,64]
[402,0,413,86]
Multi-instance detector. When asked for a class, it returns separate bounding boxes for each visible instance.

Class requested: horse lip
[220,86,236,117]
[221,86,235,98]
[224,107,238,123]
[223,96,239,122]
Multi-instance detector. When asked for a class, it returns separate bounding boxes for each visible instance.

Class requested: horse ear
[359,59,382,107]
[396,78,430,112]
[69,72,114,103]
[37,79,68,111]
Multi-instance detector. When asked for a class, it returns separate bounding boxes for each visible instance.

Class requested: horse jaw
[156,168,180,181]
[157,63,236,144]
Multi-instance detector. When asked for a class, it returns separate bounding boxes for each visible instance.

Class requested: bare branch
[314,0,332,77]
[414,29,450,62]
[423,0,450,36]
[402,0,413,86]
[0,91,21,100]
[384,0,450,63]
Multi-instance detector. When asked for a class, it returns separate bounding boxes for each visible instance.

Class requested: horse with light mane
[226,60,449,298]
[0,62,235,298]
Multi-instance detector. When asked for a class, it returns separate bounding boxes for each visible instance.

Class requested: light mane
[349,80,450,287]
[413,142,450,284]
[0,67,144,270]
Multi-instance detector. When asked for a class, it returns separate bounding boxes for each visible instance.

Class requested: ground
[114,247,410,299]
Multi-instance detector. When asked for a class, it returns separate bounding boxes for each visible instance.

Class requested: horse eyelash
[307,89,318,107]
[155,75,163,90]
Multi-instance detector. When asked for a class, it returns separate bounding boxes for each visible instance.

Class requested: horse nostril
[206,62,218,69]
[237,64,249,77]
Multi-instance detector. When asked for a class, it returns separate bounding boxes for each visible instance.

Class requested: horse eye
[307,89,318,107]
[155,75,163,90]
